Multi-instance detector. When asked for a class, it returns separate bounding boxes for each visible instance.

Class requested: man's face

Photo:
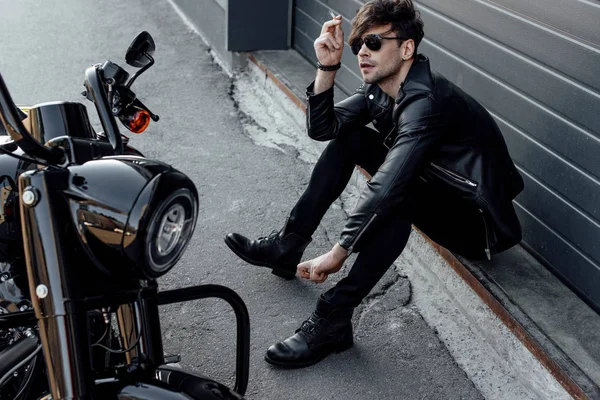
[356,24,404,85]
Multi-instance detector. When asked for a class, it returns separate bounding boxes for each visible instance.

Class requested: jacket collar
[395,54,433,104]
[363,82,392,111]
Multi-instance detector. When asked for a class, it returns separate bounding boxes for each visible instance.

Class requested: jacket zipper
[347,213,378,254]
[478,208,491,260]
[430,163,478,187]
[306,96,311,131]
[383,126,396,150]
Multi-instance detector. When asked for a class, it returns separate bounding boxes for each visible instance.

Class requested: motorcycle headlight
[68,157,198,280]
[140,188,196,278]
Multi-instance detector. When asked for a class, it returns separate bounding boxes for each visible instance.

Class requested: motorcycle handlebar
[84,65,123,155]
[0,74,64,164]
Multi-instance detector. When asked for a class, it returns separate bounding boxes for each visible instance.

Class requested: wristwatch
[317,61,341,71]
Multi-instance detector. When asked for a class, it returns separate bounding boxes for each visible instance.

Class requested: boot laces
[298,316,327,338]
[257,230,279,242]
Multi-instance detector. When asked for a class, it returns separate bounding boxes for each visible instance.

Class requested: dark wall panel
[489,0,600,46]
[419,5,599,137]
[228,0,289,51]
[498,118,600,222]
[516,205,600,308]
[418,0,600,92]
[515,173,600,263]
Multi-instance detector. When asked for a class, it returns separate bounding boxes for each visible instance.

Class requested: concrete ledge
[245,52,598,400]
[427,234,596,399]
[249,53,307,113]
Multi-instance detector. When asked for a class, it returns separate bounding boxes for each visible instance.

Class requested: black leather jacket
[306,55,524,260]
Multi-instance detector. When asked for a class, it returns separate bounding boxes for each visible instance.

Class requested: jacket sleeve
[338,96,447,253]
[306,82,371,141]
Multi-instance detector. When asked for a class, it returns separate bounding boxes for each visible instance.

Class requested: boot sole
[224,236,296,280]
[263,340,354,369]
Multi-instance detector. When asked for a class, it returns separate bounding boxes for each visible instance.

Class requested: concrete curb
[244,54,577,400]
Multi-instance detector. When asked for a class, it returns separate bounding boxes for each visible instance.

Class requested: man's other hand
[297,243,349,283]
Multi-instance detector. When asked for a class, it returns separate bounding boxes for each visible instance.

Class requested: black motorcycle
[0,32,250,399]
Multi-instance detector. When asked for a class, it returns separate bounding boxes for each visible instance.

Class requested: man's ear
[402,39,415,60]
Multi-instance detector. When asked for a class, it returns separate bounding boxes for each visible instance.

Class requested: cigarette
[329,10,336,19]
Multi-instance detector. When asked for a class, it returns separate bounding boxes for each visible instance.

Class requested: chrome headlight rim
[143,188,197,278]
[156,202,186,256]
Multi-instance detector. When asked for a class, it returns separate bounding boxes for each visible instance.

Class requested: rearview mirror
[125,31,156,68]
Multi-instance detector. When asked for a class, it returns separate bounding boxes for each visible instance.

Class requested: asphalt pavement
[0,0,482,398]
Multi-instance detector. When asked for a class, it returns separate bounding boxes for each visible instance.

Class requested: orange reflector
[129,110,151,133]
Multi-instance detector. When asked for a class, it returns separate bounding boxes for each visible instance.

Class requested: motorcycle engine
[0,259,31,352]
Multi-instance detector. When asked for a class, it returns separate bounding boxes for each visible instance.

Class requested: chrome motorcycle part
[115,302,142,365]
[156,203,185,256]
[35,285,48,299]
[144,188,197,277]
[21,188,38,207]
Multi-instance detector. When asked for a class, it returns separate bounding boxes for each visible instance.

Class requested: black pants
[286,127,413,309]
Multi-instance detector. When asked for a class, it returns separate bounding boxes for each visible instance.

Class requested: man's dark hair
[348,0,425,57]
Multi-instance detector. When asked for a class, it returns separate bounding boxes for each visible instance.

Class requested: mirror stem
[126,54,154,89]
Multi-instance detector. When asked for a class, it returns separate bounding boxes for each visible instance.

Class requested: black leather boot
[264,297,354,368]
[224,222,311,280]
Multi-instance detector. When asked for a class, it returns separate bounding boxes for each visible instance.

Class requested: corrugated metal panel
[292,0,600,308]
[477,0,600,51]
[419,0,600,92]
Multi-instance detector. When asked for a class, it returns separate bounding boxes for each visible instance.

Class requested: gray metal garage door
[292,0,600,310]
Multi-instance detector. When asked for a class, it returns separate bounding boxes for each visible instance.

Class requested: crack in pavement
[227,79,268,135]
[337,196,352,219]
[320,224,334,246]
[353,267,412,334]
[366,270,405,302]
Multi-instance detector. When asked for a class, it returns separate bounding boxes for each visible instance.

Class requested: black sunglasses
[350,34,405,55]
